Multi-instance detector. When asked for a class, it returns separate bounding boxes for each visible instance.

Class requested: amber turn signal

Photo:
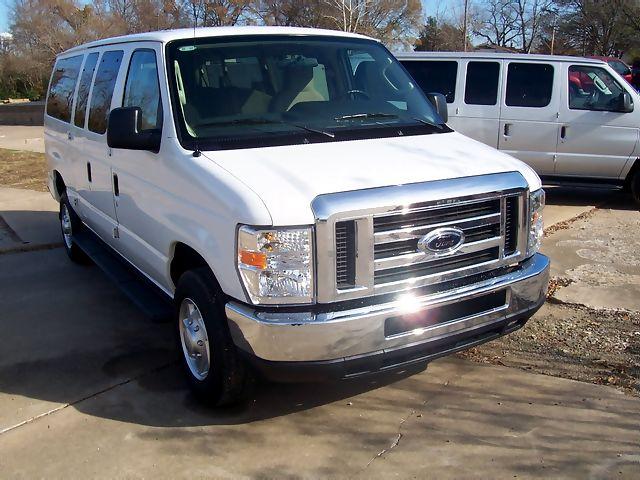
[239,250,267,270]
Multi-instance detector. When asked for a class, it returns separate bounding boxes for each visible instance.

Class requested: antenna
[192,1,201,157]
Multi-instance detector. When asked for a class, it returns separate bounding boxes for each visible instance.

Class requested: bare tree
[473,0,519,49]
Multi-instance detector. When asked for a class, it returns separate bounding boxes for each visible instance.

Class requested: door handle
[67,131,73,141]
[504,123,511,137]
[113,173,119,197]
[87,162,92,182]
[560,125,567,139]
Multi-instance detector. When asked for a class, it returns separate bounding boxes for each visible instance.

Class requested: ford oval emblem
[418,227,465,255]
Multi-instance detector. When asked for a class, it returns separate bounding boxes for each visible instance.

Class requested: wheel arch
[52,170,66,201]
[169,242,223,295]
[624,157,640,190]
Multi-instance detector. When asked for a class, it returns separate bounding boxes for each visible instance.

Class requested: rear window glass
[505,63,554,108]
[465,61,500,105]
[47,55,83,123]
[402,60,458,103]
[88,50,124,134]
[73,53,99,128]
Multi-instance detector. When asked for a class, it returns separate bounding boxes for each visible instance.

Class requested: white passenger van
[397,52,640,203]
[45,27,549,405]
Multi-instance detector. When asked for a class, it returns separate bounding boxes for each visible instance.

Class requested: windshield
[166,36,447,150]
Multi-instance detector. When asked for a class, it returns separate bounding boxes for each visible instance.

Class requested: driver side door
[555,63,639,179]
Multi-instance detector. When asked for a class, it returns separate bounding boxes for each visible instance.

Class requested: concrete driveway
[0,126,45,153]
[0,186,638,478]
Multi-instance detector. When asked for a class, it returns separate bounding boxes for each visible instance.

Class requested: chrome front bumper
[226,253,549,364]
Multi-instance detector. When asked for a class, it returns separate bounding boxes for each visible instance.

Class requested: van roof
[61,26,376,55]
[394,51,606,65]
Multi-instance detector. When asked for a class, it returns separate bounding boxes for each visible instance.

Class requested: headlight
[527,189,545,257]
[237,226,314,305]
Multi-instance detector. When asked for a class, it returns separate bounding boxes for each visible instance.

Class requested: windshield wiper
[197,117,334,138]
[334,112,398,121]
[413,117,444,129]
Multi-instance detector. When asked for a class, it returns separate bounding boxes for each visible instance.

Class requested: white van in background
[396,52,640,204]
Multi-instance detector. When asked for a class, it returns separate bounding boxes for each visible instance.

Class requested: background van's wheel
[59,193,90,264]
[175,268,248,406]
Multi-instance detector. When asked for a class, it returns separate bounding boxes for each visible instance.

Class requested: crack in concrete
[0,242,63,255]
[0,361,176,436]
[361,399,430,472]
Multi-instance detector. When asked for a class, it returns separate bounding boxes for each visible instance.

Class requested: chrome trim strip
[374,236,500,271]
[373,212,501,244]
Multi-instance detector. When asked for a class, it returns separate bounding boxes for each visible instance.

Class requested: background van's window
[123,50,161,130]
[401,60,458,103]
[88,50,124,134]
[46,55,83,123]
[73,53,99,128]
[569,65,627,111]
[506,63,554,107]
[465,61,500,105]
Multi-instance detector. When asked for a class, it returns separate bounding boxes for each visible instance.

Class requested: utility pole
[462,0,469,52]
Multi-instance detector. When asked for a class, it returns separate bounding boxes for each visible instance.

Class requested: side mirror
[426,92,448,123]
[107,107,161,152]
[619,91,634,113]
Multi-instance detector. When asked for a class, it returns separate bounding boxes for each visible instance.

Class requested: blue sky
[0,0,458,34]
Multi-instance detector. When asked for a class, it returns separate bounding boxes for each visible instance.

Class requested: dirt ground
[0,148,48,192]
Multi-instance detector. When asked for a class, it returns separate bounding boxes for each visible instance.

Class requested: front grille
[366,191,523,292]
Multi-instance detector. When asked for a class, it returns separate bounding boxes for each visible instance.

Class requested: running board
[73,228,173,322]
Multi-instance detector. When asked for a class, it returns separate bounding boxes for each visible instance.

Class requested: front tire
[175,268,248,406]
[59,193,90,264]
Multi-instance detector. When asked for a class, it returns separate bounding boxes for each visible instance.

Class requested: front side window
[46,55,83,123]
[401,60,458,103]
[73,53,99,128]
[123,49,162,130]
[167,36,446,151]
[88,50,124,134]
[506,63,554,108]
[569,65,627,111]
[465,61,500,105]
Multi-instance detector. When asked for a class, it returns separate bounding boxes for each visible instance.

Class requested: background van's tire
[175,268,248,406]
[630,169,640,206]
[59,193,90,264]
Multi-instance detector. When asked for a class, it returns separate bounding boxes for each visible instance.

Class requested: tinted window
[73,53,99,128]
[569,65,627,111]
[46,55,83,122]
[505,63,554,107]
[402,60,458,103]
[88,50,124,134]
[465,61,500,105]
[123,50,161,130]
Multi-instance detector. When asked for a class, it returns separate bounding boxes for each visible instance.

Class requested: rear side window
[465,62,500,105]
[46,55,83,122]
[88,50,124,134]
[505,63,554,107]
[123,50,162,130]
[402,60,458,103]
[73,53,99,128]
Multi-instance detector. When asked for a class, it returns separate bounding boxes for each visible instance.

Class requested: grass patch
[0,147,48,191]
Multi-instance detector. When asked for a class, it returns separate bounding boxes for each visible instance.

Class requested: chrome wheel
[61,203,73,250]
[179,298,210,381]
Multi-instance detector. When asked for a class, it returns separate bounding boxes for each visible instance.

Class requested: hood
[203,131,541,225]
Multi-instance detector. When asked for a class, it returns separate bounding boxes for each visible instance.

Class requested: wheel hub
[178,298,210,380]
[61,204,73,249]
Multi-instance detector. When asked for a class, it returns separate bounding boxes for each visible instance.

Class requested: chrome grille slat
[374,236,501,271]
[373,212,501,244]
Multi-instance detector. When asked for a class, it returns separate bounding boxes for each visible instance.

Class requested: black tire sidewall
[174,268,246,405]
